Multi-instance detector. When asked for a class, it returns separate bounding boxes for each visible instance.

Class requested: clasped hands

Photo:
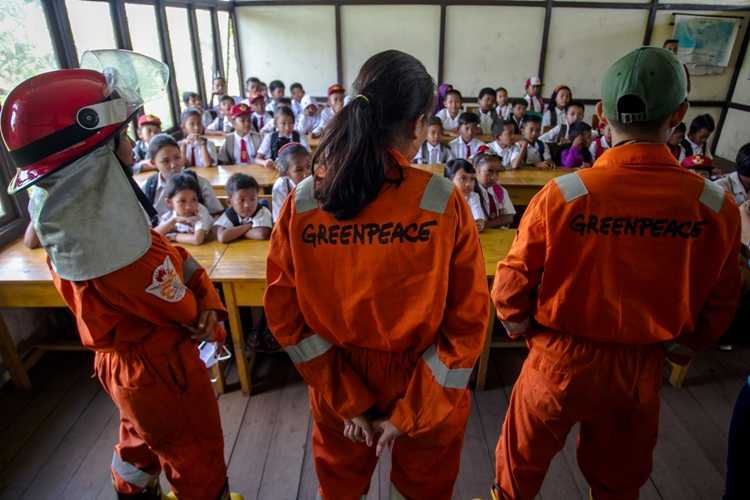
[343,413,402,457]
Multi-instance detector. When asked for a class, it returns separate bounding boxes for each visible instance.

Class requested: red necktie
[240,139,249,163]
[465,141,471,158]
[190,145,196,166]
[487,190,498,216]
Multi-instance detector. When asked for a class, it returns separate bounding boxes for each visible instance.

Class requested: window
[126,3,174,130]
[196,9,216,102]
[66,0,117,59]
[0,0,58,102]
[218,10,240,97]
[166,6,198,112]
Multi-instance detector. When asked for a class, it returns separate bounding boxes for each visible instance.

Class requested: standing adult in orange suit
[264,50,489,500]
[1,50,241,500]
[490,47,741,500]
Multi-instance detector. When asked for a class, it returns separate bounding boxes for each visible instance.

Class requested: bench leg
[0,313,32,390]
[223,283,253,395]
[476,298,496,391]
[668,359,691,388]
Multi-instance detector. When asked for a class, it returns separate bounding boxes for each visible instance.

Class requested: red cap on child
[327,84,345,96]
[137,114,161,127]
[680,154,713,169]
[229,103,251,119]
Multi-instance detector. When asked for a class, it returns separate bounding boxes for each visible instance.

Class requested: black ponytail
[313,50,435,220]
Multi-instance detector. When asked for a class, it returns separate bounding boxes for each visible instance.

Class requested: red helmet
[1,50,168,194]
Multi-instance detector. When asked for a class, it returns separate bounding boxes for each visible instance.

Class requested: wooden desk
[411,164,445,176]
[0,240,228,390]
[134,165,278,196]
[497,168,569,205]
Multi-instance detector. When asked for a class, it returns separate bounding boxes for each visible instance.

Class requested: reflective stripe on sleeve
[419,175,454,215]
[182,256,201,284]
[699,178,726,214]
[501,317,531,335]
[421,344,472,389]
[284,334,333,364]
[554,172,589,203]
[294,176,317,214]
[111,453,157,489]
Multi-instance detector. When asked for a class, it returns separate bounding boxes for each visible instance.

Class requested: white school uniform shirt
[510,140,551,166]
[312,107,336,136]
[180,139,218,168]
[291,99,303,117]
[252,111,274,135]
[436,108,461,131]
[206,115,233,133]
[413,142,455,164]
[487,141,515,168]
[296,112,322,136]
[539,123,574,144]
[272,176,297,222]
[525,95,544,113]
[589,135,610,160]
[476,183,516,218]
[140,173,224,217]
[214,205,273,230]
[257,133,309,158]
[467,191,485,222]
[159,203,214,235]
[233,132,258,164]
[449,137,485,160]
[678,137,709,162]
[542,107,566,128]
[496,104,512,120]
[714,172,748,205]
[478,109,497,136]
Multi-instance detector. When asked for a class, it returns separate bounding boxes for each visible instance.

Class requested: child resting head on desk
[272,142,311,223]
[214,173,273,243]
[154,171,214,245]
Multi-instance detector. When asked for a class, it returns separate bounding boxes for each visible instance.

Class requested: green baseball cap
[601,47,687,124]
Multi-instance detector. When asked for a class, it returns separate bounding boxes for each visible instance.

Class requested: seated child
[250,94,274,135]
[447,159,485,232]
[256,106,309,168]
[436,89,463,134]
[241,77,262,105]
[218,104,259,165]
[206,95,235,133]
[132,114,161,174]
[413,117,454,164]
[478,87,500,136]
[140,134,224,216]
[487,120,517,168]
[509,98,528,134]
[312,84,346,137]
[296,95,321,136]
[539,100,585,144]
[290,82,305,116]
[680,113,715,162]
[179,108,218,168]
[155,171,214,245]
[542,85,571,129]
[589,123,612,161]
[496,87,511,120]
[560,121,593,168]
[182,91,213,127]
[449,112,485,160]
[524,76,544,113]
[473,153,515,228]
[267,80,285,116]
[272,142,312,222]
[715,143,750,205]
[214,173,273,242]
[509,114,555,169]
[667,122,686,161]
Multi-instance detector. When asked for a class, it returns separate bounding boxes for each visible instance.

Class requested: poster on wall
[672,14,741,76]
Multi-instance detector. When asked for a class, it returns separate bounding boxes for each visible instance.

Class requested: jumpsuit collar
[594,143,681,170]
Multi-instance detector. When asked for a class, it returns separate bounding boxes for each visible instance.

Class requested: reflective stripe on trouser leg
[112,452,159,490]
[390,483,407,500]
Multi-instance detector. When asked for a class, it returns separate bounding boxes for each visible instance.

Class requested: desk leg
[476,298,496,391]
[0,313,31,390]
[223,283,252,395]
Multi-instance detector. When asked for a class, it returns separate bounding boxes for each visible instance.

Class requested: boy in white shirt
[447,158,486,232]
[413,117,454,165]
[474,153,515,228]
[271,142,311,222]
[679,113,715,162]
[478,87,500,136]
[267,80,285,116]
[510,114,555,169]
[296,95,322,136]
[715,143,750,205]
[214,173,273,242]
[312,84,346,137]
[524,76,544,113]
[250,95,274,135]
[496,87,512,120]
[218,104,260,165]
[488,120,517,168]
[449,112,485,160]
[539,101,585,144]
[509,99,528,135]
[206,95,235,133]
[290,82,305,117]
[436,89,463,134]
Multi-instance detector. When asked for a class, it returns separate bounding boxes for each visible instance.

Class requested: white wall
[716,108,750,160]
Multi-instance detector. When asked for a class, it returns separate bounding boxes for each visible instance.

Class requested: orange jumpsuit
[491,144,741,500]
[52,231,228,500]
[264,151,489,500]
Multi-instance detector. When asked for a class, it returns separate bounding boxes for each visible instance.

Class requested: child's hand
[518,139,528,149]
[476,219,486,232]
[343,415,375,446]
[186,133,199,144]
[572,135,584,148]
[264,159,275,169]
[373,419,403,457]
[184,310,220,342]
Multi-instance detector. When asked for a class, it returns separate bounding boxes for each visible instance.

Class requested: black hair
[277,143,309,176]
[522,114,542,127]
[290,82,303,92]
[565,100,585,113]
[220,95,235,104]
[274,106,295,121]
[512,98,528,108]
[446,158,475,179]
[473,153,502,170]
[609,95,664,135]
[495,87,508,94]
[213,75,226,83]
[182,91,199,105]
[547,85,572,127]
[737,143,750,177]
[269,80,285,92]
[148,133,179,160]
[478,87,495,100]
[180,107,203,125]
[428,116,443,128]
[165,171,204,204]
[689,114,716,136]
[446,89,462,101]
[226,172,259,197]
[458,112,480,126]
[491,120,512,137]
[313,50,435,220]
[568,121,592,142]
[246,76,261,87]
[277,97,293,106]
[673,122,686,134]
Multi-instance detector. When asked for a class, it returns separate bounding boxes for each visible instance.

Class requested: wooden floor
[1,346,749,500]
